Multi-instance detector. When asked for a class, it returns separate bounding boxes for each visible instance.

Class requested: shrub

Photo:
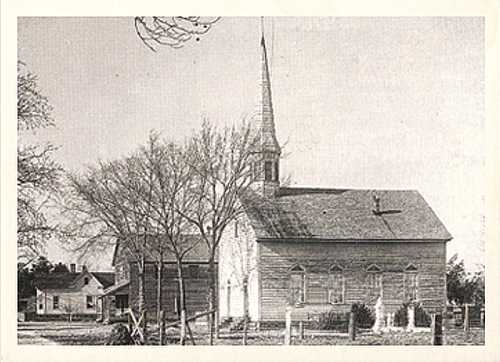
[105,323,134,345]
[351,303,375,329]
[394,303,431,327]
[314,310,349,331]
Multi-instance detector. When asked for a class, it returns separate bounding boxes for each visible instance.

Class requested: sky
[17,17,485,271]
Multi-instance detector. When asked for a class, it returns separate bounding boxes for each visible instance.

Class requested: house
[103,235,217,321]
[35,265,114,319]
[217,34,452,325]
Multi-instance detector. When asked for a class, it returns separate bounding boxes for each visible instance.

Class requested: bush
[394,303,431,327]
[351,303,375,329]
[314,310,349,331]
[105,323,134,345]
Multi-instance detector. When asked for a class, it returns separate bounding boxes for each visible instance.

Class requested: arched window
[366,264,383,297]
[404,264,418,302]
[328,265,344,304]
[289,265,306,305]
[264,161,273,181]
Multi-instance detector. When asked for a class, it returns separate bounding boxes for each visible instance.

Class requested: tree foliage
[446,253,485,306]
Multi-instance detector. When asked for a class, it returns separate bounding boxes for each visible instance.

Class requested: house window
[84,277,89,285]
[264,161,273,181]
[53,296,59,310]
[289,265,306,305]
[39,303,43,310]
[366,264,383,297]
[328,265,344,304]
[404,264,418,302]
[86,295,94,309]
[188,265,200,279]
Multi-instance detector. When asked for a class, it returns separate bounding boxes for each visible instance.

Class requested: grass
[18,321,484,346]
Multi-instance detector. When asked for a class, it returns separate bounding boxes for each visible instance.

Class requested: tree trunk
[138,255,148,344]
[156,259,163,327]
[243,277,249,345]
[176,259,187,345]
[207,255,217,345]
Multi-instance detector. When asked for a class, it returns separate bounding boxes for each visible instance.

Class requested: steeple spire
[252,22,281,198]
[259,25,280,154]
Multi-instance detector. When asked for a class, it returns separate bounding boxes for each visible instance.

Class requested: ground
[18,321,484,345]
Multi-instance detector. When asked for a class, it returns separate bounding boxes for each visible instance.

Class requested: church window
[289,265,306,305]
[366,264,383,297]
[404,264,418,302]
[328,265,344,304]
[264,161,273,181]
[274,161,279,181]
[53,296,59,310]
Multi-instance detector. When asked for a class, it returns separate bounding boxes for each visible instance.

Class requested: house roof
[241,187,452,241]
[92,272,115,288]
[34,272,79,290]
[112,234,216,266]
[35,271,115,291]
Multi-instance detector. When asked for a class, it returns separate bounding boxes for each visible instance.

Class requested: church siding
[258,240,446,321]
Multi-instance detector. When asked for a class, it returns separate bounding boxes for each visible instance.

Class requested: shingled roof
[241,187,452,241]
[34,272,79,290]
[92,272,115,288]
[112,234,216,266]
[35,271,115,290]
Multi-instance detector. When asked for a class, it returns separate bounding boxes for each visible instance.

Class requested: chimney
[373,194,381,214]
[70,263,76,273]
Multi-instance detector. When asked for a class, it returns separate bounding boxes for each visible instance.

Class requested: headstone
[407,304,415,332]
[372,297,385,334]
[298,321,304,340]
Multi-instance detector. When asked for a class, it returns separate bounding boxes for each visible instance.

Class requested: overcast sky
[18,17,484,271]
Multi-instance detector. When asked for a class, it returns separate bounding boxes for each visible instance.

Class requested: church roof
[241,187,452,241]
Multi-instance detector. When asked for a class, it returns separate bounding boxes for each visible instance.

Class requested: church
[217,33,452,325]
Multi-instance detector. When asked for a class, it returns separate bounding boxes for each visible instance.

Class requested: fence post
[159,310,165,345]
[143,311,148,345]
[180,309,186,345]
[284,306,292,345]
[480,307,485,328]
[431,313,443,345]
[464,304,470,336]
[348,310,356,341]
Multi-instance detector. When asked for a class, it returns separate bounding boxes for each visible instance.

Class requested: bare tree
[134,17,221,51]
[134,133,199,344]
[65,156,155,344]
[17,62,62,264]
[178,119,260,345]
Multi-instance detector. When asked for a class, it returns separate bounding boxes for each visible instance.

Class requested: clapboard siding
[129,262,216,320]
[258,241,446,321]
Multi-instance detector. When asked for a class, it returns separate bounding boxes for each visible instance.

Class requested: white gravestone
[372,297,385,334]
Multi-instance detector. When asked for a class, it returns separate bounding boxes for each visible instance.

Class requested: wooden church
[217,33,452,325]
